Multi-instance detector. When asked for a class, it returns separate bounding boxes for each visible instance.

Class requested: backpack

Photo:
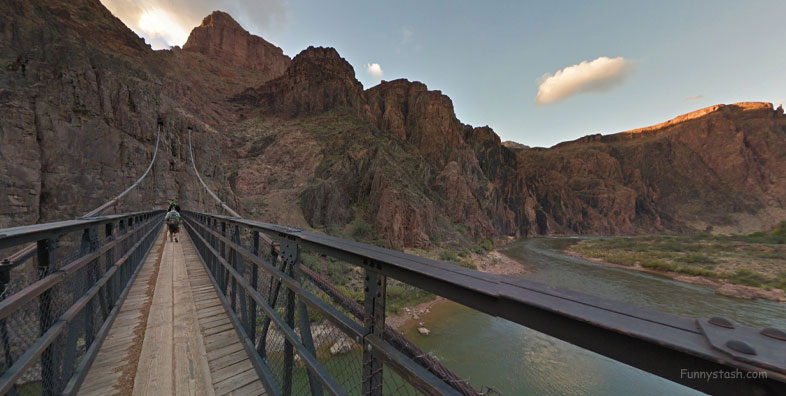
[167,212,180,226]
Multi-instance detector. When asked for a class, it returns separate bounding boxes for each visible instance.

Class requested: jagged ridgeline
[2,0,786,249]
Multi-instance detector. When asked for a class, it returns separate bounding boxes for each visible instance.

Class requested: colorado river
[400,238,786,395]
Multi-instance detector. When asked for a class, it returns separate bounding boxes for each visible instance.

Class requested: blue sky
[103,0,786,147]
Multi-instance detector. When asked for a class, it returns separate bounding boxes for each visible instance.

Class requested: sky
[100,0,786,148]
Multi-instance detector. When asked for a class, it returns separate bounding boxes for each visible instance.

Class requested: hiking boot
[176,237,179,243]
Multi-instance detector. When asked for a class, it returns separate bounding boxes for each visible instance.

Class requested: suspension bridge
[0,125,784,396]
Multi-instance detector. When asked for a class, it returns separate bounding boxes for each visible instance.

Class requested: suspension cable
[187,128,240,218]
[84,124,161,217]
[2,124,162,268]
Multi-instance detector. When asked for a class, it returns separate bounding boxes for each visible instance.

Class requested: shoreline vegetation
[388,240,529,330]
[565,223,786,303]
[302,236,530,333]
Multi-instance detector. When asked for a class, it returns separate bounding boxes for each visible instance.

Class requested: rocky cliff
[2,0,785,250]
[0,0,239,227]
[183,11,290,82]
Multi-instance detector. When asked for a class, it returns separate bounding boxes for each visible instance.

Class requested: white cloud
[137,8,189,49]
[686,94,704,102]
[366,63,384,78]
[100,0,290,50]
[535,56,634,105]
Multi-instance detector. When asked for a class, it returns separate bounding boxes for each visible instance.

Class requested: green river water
[396,238,786,396]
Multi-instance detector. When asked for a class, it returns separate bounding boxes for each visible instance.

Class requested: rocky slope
[2,0,785,251]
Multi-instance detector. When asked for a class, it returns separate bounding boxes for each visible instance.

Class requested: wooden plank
[203,323,235,337]
[132,239,175,396]
[201,316,231,329]
[198,307,228,319]
[204,329,236,344]
[230,380,267,396]
[204,334,243,352]
[173,232,216,396]
[210,359,254,384]
[78,227,167,396]
[80,229,266,396]
[213,367,258,396]
[206,342,245,361]
[179,233,266,395]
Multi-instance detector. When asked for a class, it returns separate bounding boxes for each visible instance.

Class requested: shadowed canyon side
[0,0,252,227]
[2,0,786,249]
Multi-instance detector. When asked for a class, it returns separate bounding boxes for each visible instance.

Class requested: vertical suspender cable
[84,124,161,217]
[188,128,240,218]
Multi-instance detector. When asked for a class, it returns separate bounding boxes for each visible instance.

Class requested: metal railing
[182,211,786,396]
[0,211,164,395]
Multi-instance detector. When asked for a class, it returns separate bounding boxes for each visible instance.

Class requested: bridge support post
[230,226,239,312]
[256,247,285,359]
[102,223,114,312]
[37,238,59,396]
[59,227,99,387]
[362,268,386,396]
[287,242,324,396]
[247,231,260,341]
[0,262,14,393]
[280,238,298,396]
[79,227,99,347]
[220,222,228,296]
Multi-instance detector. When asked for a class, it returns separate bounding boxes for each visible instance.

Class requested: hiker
[165,205,181,242]
[168,200,178,212]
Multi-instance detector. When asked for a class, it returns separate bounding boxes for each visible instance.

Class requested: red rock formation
[4,0,786,249]
[183,11,290,81]
[366,79,466,168]
[232,46,366,117]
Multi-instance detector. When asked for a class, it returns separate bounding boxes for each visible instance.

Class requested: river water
[400,238,786,395]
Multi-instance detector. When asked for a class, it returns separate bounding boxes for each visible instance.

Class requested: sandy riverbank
[564,248,786,303]
[387,248,530,330]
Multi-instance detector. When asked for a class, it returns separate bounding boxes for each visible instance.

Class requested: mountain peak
[199,11,244,31]
[183,11,290,80]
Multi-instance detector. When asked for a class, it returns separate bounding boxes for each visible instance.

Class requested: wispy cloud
[400,26,414,45]
[100,0,290,49]
[366,63,384,78]
[535,56,634,105]
[686,95,704,102]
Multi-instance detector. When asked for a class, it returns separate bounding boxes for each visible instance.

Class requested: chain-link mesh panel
[0,213,163,396]
[2,297,40,390]
[304,298,364,396]
[381,366,423,396]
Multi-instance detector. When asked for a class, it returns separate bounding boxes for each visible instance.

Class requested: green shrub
[301,253,319,269]
[386,283,434,314]
[726,269,767,287]
[480,238,494,252]
[352,219,372,238]
[439,249,458,262]
[678,253,715,265]
[654,241,700,252]
[739,222,786,244]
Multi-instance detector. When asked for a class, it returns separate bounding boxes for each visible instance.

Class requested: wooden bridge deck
[78,227,266,396]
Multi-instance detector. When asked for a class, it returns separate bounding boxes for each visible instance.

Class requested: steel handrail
[186,211,786,396]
